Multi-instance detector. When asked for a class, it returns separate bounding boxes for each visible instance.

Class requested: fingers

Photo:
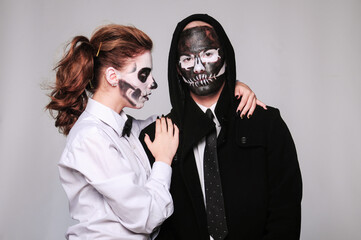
[173,124,179,143]
[156,116,177,135]
[247,98,257,119]
[256,99,268,110]
[240,92,254,119]
[235,88,243,99]
[144,133,153,151]
[236,91,249,114]
[235,81,248,99]
[166,118,173,136]
[160,117,167,132]
[155,118,161,134]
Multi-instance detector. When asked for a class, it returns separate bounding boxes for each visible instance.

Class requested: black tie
[204,109,228,240]
[122,116,133,137]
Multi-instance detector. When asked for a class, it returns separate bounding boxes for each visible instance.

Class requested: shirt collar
[195,101,221,127]
[85,98,127,137]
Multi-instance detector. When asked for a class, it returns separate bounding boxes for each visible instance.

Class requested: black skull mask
[177,26,226,96]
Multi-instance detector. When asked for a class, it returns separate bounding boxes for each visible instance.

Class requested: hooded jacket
[140,14,302,240]
[167,14,236,128]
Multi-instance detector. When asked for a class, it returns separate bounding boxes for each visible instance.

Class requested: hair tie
[96,42,102,57]
[89,79,94,89]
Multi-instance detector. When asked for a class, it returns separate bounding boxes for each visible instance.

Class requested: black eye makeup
[137,68,151,83]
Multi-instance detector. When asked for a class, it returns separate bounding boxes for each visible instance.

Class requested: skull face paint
[117,51,157,108]
[177,26,226,96]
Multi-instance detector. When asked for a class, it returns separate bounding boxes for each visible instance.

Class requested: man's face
[177,25,226,96]
[118,51,157,108]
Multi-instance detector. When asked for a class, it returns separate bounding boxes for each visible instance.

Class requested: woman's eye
[138,68,151,83]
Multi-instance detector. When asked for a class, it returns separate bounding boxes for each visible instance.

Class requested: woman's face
[117,51,158,108]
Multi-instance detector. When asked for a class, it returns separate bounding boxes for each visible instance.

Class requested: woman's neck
[93,91,125,114]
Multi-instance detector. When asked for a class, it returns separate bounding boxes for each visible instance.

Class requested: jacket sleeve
[263,109,302,239]
[63,127,173,235]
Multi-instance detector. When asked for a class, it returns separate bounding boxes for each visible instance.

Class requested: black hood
[168,14,236,124]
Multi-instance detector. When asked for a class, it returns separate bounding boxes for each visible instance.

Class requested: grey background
[0,0,360,239]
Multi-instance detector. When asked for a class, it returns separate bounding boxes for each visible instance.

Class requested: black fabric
[140,13,302,240]
[168,14,236,127]
[121,115,133,137]
[204,109,228,240]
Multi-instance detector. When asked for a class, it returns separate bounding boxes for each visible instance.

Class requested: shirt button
[241,136,247,144]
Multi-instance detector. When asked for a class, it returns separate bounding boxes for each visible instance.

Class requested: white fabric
[58,98,173,240]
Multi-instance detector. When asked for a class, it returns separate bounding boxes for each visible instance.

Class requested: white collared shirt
[58,99,173,240]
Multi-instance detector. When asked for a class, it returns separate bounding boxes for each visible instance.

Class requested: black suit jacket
[140,93,302,240]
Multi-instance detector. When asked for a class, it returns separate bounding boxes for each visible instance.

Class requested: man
[140,14,302,240]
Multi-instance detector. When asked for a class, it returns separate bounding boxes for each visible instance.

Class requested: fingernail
[235,95,239,99]
[157,116,159,119]
[237,110,241,116]
[248,114,252,119]
[161,114,164,118]
[241,114,244,119]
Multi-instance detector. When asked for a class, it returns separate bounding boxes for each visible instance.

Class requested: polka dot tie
[204,109,228,240]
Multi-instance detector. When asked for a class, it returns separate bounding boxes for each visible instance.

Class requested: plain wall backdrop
[0,0,360,239]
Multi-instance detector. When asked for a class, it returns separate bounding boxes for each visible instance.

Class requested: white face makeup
[117,51,158,108]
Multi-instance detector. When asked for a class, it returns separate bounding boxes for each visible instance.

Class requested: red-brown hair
[46,24,152,135]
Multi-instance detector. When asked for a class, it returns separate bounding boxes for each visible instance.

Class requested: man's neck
[189,82,225,108]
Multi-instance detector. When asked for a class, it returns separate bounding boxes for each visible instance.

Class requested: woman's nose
[150,78,158,89]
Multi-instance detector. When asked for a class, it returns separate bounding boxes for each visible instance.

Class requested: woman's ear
[105,67,120,87]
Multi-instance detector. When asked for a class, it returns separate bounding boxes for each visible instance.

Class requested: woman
[46,24,263,239]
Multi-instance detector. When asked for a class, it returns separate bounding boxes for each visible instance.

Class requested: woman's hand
[235,81,267,119]
[144,117,179,166]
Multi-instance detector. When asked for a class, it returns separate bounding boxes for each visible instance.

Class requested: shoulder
[62,116,116,162]
[139,111,175,141]
[234,105,290,144]
[68,117,108,145]
[132,114,157,135]
[238,105,282,128]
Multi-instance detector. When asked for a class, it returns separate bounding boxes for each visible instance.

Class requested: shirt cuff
[150,161,172,189]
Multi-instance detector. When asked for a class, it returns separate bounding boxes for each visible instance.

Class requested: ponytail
[46,36,95,135]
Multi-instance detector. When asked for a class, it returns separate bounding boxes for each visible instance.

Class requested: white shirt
[58,99,173,240]
[193,102,221,240]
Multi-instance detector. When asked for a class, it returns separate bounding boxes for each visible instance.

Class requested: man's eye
[180,55,193,63]
[203,51,214,58]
